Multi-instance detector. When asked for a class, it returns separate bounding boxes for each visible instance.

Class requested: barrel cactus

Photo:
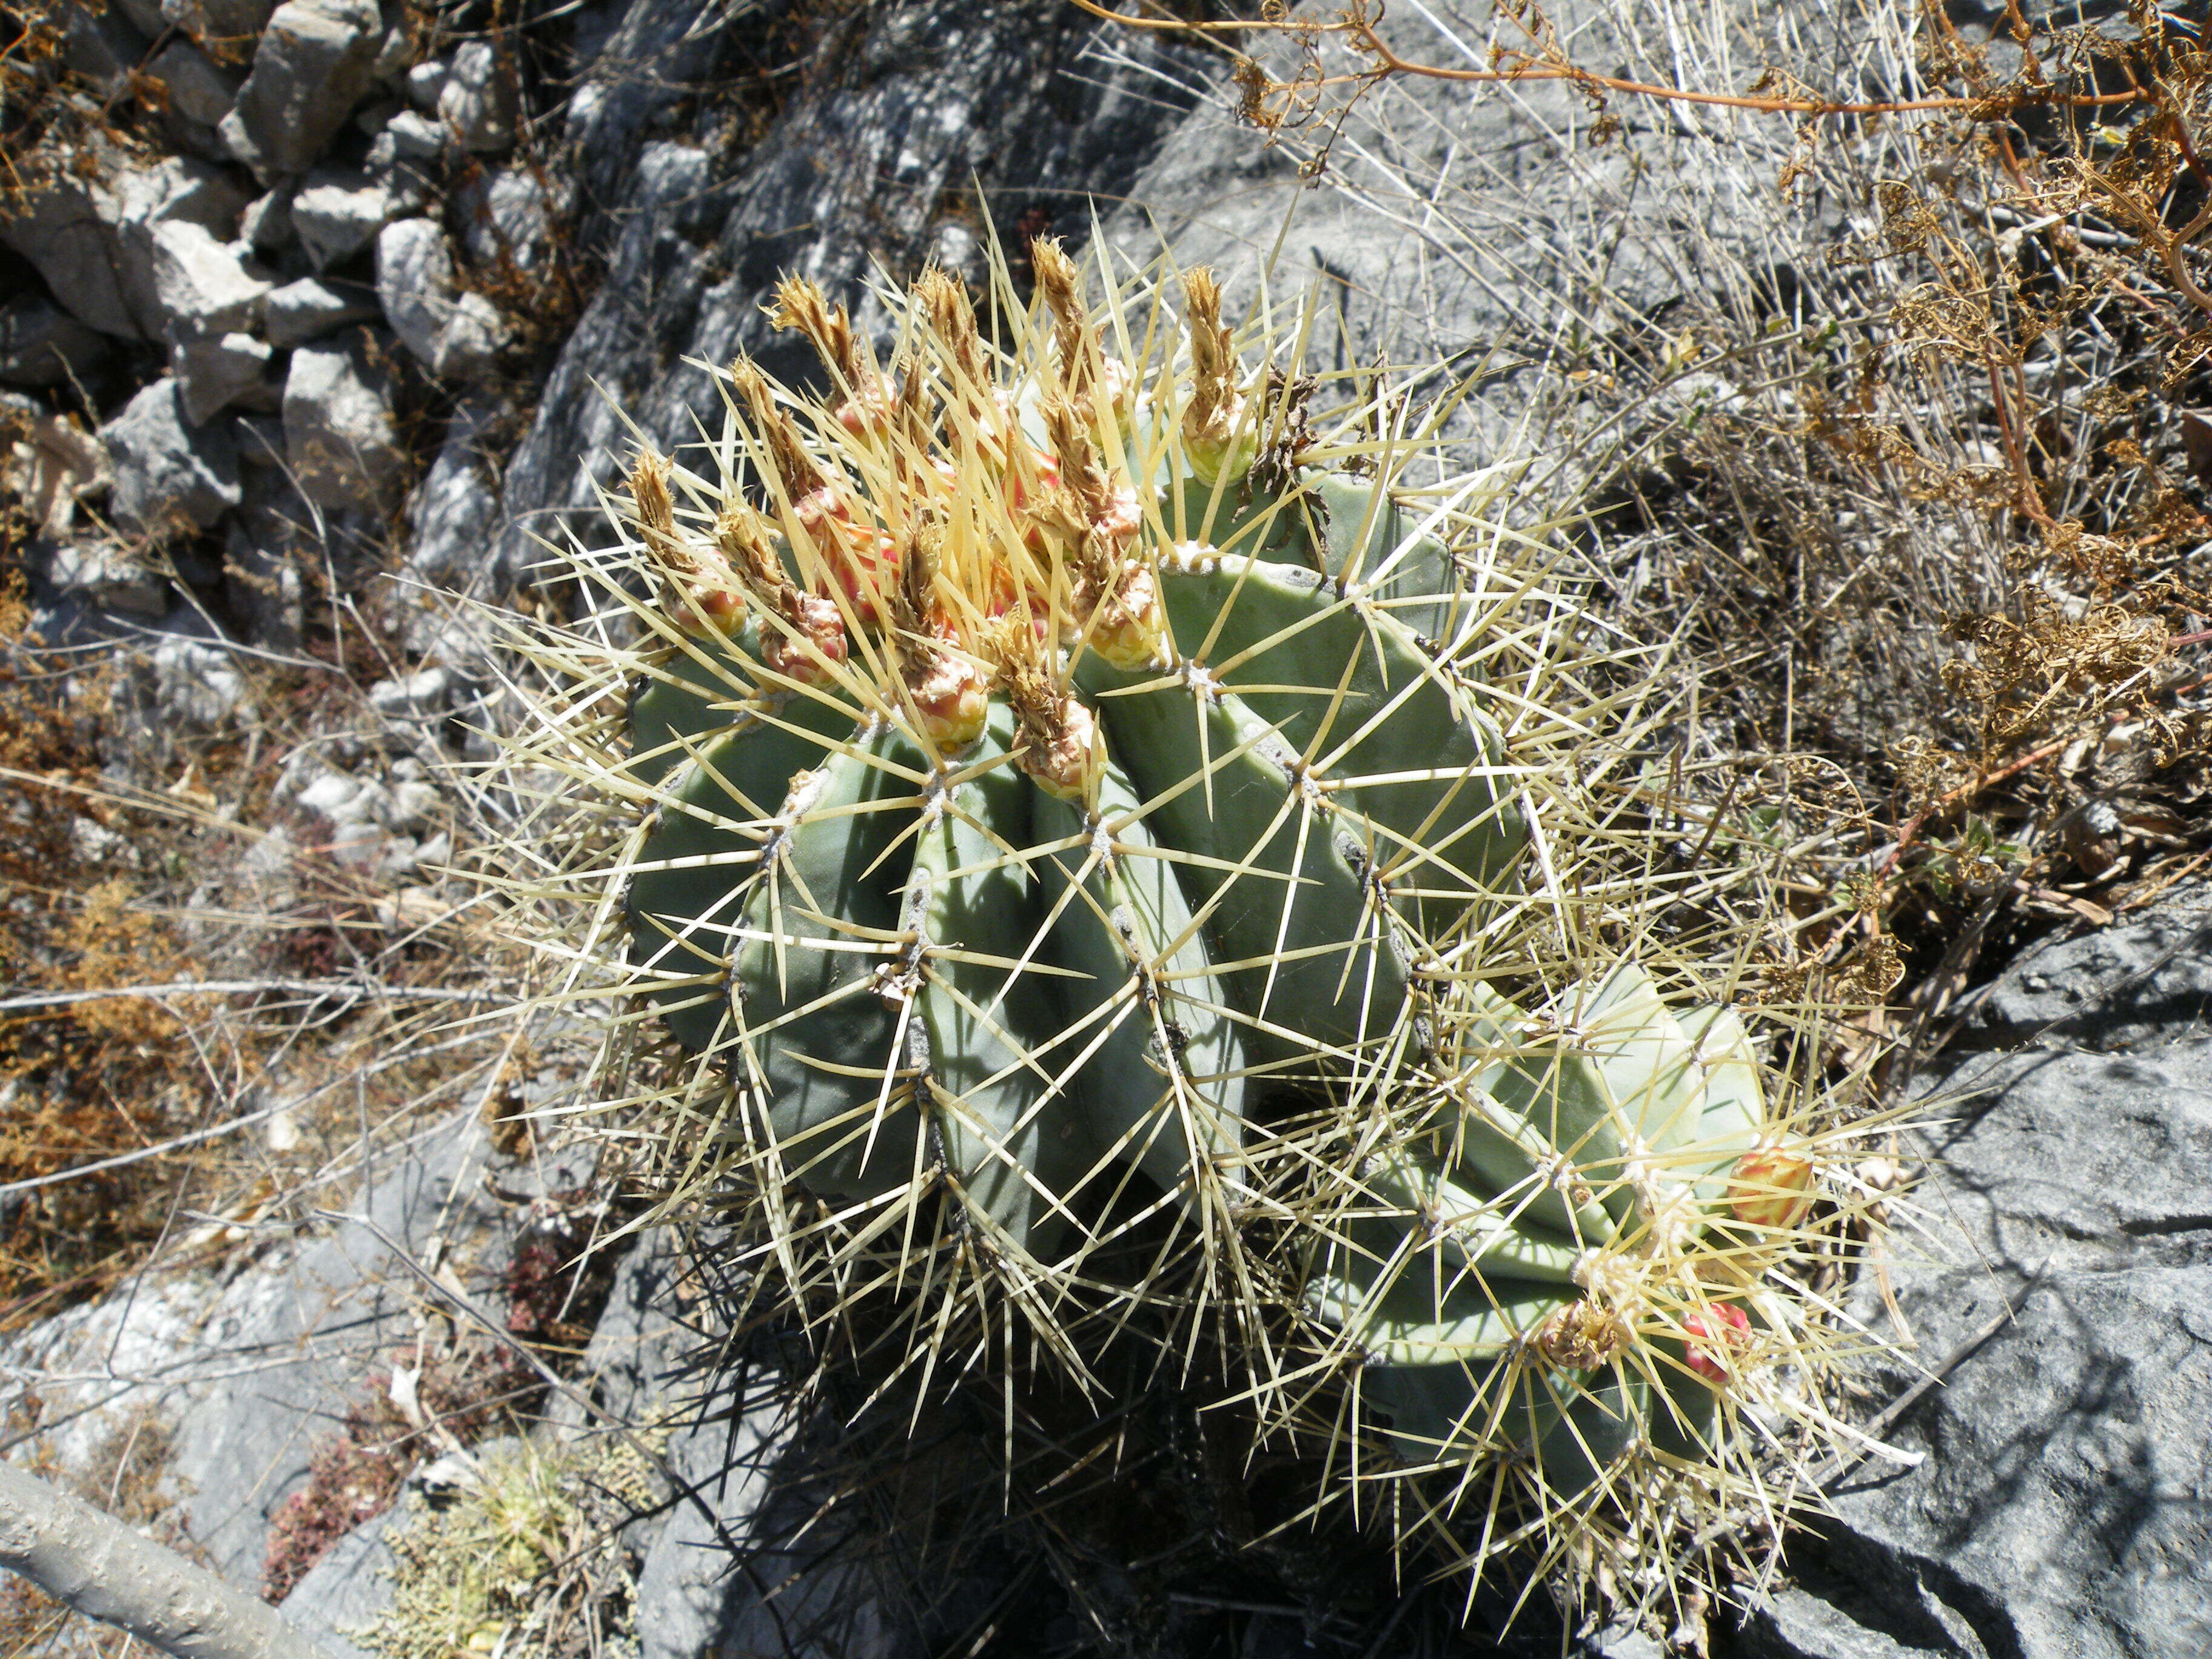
[488,236,1905,1617]
[609,249,1534,1292]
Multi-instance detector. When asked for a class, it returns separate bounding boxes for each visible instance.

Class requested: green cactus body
[506,246,1894,1606]
[1305,964,1773,1490]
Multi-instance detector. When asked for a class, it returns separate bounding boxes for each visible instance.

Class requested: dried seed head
[1030,237,1091,392]
[1181,268,1253,484]
[1535,1299,1627,1370]
[1000,634,1099,803]
[887,525,988,749]
[916,267,985,389]
[728,356,823,501]
[760,591,848,688]
[768,274,862,388]
[627,449,681,560]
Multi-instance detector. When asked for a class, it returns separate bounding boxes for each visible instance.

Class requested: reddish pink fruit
[1683,1302,1751,1384]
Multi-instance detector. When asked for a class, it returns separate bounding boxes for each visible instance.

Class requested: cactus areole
[621,254,1528,1260]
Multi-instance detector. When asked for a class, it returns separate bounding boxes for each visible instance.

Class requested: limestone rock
[0,293,110,389]
[0,147,249,341]
[370,109,444,164]
[220,0,386,184]
[290,163,428,270]
[264,275,381,347]
[435,39,517,153]
[402,56,446,111]
[60,4,153,98]
[148,39,243,128]
[147,220,270,342]
[375,217,509,381]
[47,541,168,618]
[101,377,241,530]
[451,165,563,272]
[240,183,298,255]
[171,331,272,425]
[283,335,405,512]
[1735,890,2212,1659]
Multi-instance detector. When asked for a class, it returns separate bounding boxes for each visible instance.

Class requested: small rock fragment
[264,276,381,347]
[148,39,244,127]
[172,332,273,425]
[283,337,405,512]
[290,164,427,270]
[436,40,517,153]
[219,0,387,184]
[376,218,511,381]
[102,377,242,529]
[48,541,169,618]
[148,220,271,342]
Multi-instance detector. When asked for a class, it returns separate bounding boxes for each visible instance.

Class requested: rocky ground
[5,0,2211,1654]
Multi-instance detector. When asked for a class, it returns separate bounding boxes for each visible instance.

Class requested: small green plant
[356,1435,662,1659]
[481,238,1902,1620]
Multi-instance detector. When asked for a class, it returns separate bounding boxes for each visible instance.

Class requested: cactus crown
[479,236,1906,1621]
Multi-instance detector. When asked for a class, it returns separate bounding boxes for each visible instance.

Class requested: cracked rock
[291,163,429,270]
[452,165,563,272]
[370,109,444,164]
[0,147,249,341]
[220,0,387,184]
[264,275,381,347]
[148,220,271,343]
[102,377,241,530]
[48,541,167,618]
[283,334,404,512]
[148,38,243,127]
[172,331,273,424]
[375,218,510,381]
[435,39,517,153]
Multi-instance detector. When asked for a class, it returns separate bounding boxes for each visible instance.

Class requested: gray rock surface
[266,274,382,346]
[283,334,404,512]
[149,38,244,128]
[102,375,242,528]
[1737,889,2212,1659]
[451,166,561,273]
[47,539,168,617]
[375,218,507,381]
[220,0,386,183]
[172,329,273,423]
[292,164,429,270]
[435,39,517,154]
[0,147,249,341]
[147,218,271,343]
